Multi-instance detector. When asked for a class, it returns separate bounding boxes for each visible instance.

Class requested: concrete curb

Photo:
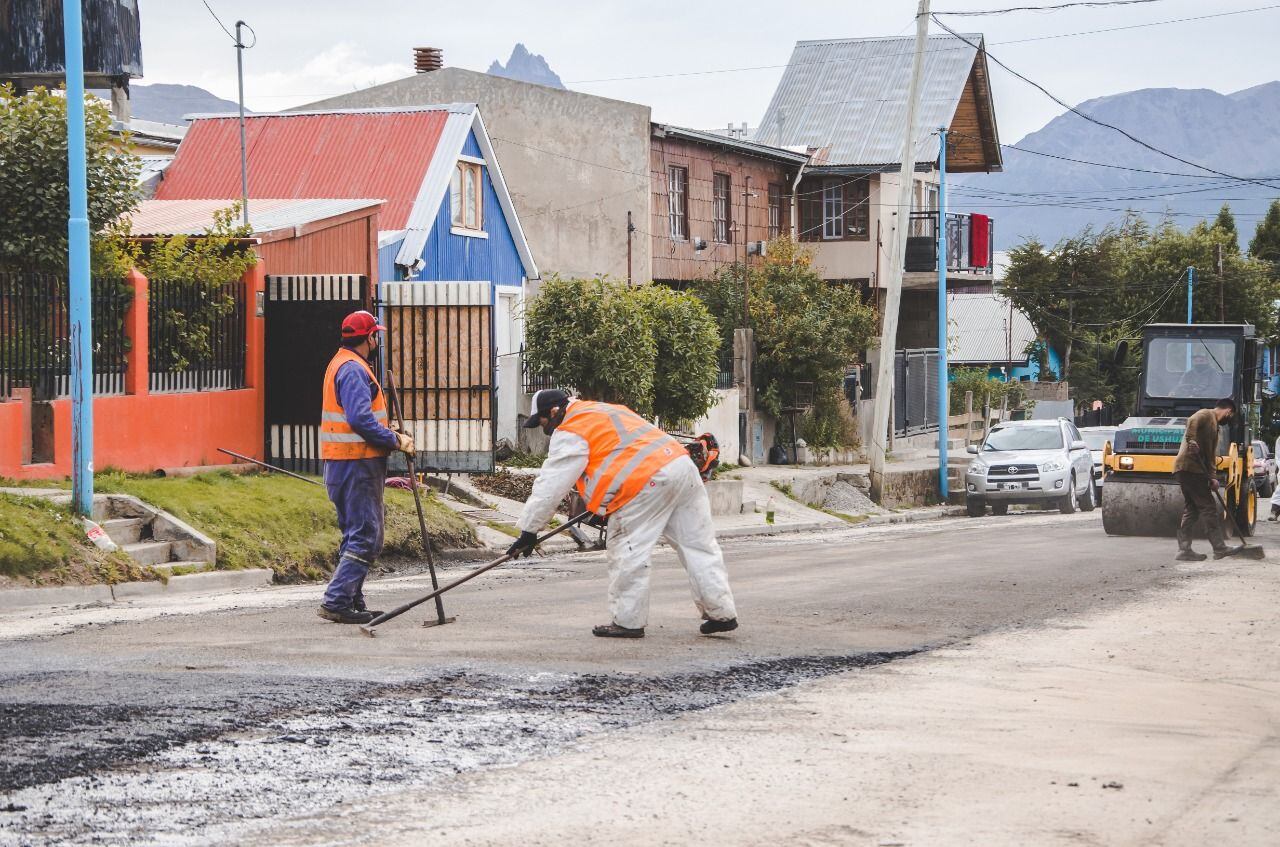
[0,568,275,612]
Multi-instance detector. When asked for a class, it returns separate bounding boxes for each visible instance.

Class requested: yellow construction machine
[1101,323,1261,536]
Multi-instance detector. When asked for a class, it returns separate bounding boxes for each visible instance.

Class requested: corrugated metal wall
[416,131,524,287]
[255,215,379,289]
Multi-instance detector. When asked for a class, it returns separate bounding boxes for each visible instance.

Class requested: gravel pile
[822,480,885,515]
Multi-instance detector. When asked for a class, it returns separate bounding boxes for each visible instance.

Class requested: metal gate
[893,347,941,437]
[382,281,495,474]
[264,274,369,474]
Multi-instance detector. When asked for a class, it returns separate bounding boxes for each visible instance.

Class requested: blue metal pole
[937,128,949,500]
[1186,266,1194,324]
[64,0,93,516]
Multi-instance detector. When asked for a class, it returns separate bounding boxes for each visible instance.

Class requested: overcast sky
[137,0,1279,143]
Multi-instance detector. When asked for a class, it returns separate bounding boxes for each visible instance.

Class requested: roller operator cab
[1102,324,1261,537]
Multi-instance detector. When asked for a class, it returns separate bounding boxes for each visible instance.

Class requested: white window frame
[821,179,844,240]
[668,166,688,240]
[451,161,484,234]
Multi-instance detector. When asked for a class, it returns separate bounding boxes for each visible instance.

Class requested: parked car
[1251,439,1276,497]
[964,418,1097,517]
[1079,425,1118,500]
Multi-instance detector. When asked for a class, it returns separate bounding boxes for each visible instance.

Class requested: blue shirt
[334,359,400,453]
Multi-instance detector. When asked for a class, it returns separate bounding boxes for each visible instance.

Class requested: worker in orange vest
[317,310,415,625]
[510,389,738,638]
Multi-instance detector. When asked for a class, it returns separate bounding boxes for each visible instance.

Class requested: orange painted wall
[0,265,267,480]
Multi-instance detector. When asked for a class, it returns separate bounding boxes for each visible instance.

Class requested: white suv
[964,418,1098,517]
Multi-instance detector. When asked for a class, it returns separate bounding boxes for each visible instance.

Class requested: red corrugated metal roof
[155,110,449,231]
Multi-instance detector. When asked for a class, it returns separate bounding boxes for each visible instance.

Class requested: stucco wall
[304,68,652,286]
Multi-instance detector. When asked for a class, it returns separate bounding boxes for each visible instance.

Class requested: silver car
[1079,425,1118,500]
[964,418,1098,517]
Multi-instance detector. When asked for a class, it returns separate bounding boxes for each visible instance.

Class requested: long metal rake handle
[360,511,592,636]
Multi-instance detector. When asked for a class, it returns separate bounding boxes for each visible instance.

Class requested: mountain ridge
[957,83,1280,250]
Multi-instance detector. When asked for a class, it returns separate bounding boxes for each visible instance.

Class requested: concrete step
[122,540,173,566]
[101,517,146,546]
[151,560,216,576]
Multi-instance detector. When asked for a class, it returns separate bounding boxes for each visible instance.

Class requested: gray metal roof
[754,35,983,167]
[126,198,383,237]
[948,293,1037,366]
[653,124,810,166]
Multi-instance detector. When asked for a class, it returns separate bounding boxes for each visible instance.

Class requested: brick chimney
[414,47,444,73]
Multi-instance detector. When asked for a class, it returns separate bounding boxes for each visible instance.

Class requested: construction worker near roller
[317,310,416,625]
[509,389,738,639]
[1173,397,1242,562]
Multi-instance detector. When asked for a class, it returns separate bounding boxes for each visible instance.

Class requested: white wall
[688,388,740,466]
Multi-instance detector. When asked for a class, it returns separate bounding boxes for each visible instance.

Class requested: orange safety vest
[557,400,686,515]
[320,348,391,461]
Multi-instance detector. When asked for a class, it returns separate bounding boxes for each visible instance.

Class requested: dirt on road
[1,511,1270,845]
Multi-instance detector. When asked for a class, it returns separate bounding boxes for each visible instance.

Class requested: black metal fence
[893,348,941,436]
[520,345,564,395]
[715,350,734,390]
[0,272,131,400]
[148,279,247,393]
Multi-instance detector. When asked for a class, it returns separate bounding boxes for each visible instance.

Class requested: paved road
[0,510,1218,844]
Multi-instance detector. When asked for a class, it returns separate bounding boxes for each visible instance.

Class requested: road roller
[1101,323,1261,537]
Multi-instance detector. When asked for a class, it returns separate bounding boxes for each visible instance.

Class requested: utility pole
[1216,242,1225,322]
[235,21,251,227]
[936,126,948,501]
[1186,266,1195,324]
[64,0,93,516]
[1006,299,1014,381]
[626,210,634,286]
[870,0,932,502]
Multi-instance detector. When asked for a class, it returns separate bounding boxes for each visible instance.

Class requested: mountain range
[97,83,245,125]
[486,43,564,90]
[956,83,1280,251]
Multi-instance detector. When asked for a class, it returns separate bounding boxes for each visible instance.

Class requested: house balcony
[903,212,995,290]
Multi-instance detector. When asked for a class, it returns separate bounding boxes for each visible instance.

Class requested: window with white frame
[668,165,689,240]
[451,161,483,231]
[713,172,732,243]
[821,179,844,240]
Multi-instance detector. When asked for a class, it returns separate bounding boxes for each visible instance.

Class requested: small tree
[694,238,877,448]
[102,203,258,372]
[523,276,720,422]
[1250,199,1280,263]
[636,284,720,425]
[0,85,140,273]
[524,276,657,413]
[1213,203,1239,252]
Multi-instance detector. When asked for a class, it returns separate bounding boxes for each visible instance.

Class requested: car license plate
[1001,482,1024,491]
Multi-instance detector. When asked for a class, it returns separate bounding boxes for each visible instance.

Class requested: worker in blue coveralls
[317,310,416,624]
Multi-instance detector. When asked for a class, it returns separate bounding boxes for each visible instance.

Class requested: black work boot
[699,617,739,635]
[592,623,645,638]
[1213,545,1245,560]
[317,606,375,625]
[1175,549,1208,562]
[352,597,384,618]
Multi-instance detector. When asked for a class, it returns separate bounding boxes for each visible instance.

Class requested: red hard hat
[340,310,386,339]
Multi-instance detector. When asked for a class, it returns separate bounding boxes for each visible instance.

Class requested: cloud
[187,42,409,111]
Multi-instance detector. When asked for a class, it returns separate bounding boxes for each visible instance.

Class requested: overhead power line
[931,17,1280,192]
[936,0,1166,15]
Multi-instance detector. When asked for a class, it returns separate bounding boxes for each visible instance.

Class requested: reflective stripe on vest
[320,348,391,461]
[557,400,685,515]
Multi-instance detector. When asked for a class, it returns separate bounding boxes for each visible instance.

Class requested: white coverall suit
[518,402,737,630]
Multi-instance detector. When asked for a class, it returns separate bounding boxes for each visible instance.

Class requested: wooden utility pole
[1217,242,1225,322]
[869,0,932,502]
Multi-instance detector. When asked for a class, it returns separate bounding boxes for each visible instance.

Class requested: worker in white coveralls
[508,389,738,639]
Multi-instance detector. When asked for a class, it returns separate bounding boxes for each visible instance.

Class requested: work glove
[506,530,539,559]
[1210,477,1220,492]
[395,432,416,454]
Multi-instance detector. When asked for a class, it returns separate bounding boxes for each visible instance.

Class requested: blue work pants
[322,457,387,610]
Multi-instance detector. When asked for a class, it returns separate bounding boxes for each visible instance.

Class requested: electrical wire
[937,0,1166,15]
[931,17,1280,192]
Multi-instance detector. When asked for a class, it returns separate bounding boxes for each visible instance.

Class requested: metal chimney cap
[414,47,444,73]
